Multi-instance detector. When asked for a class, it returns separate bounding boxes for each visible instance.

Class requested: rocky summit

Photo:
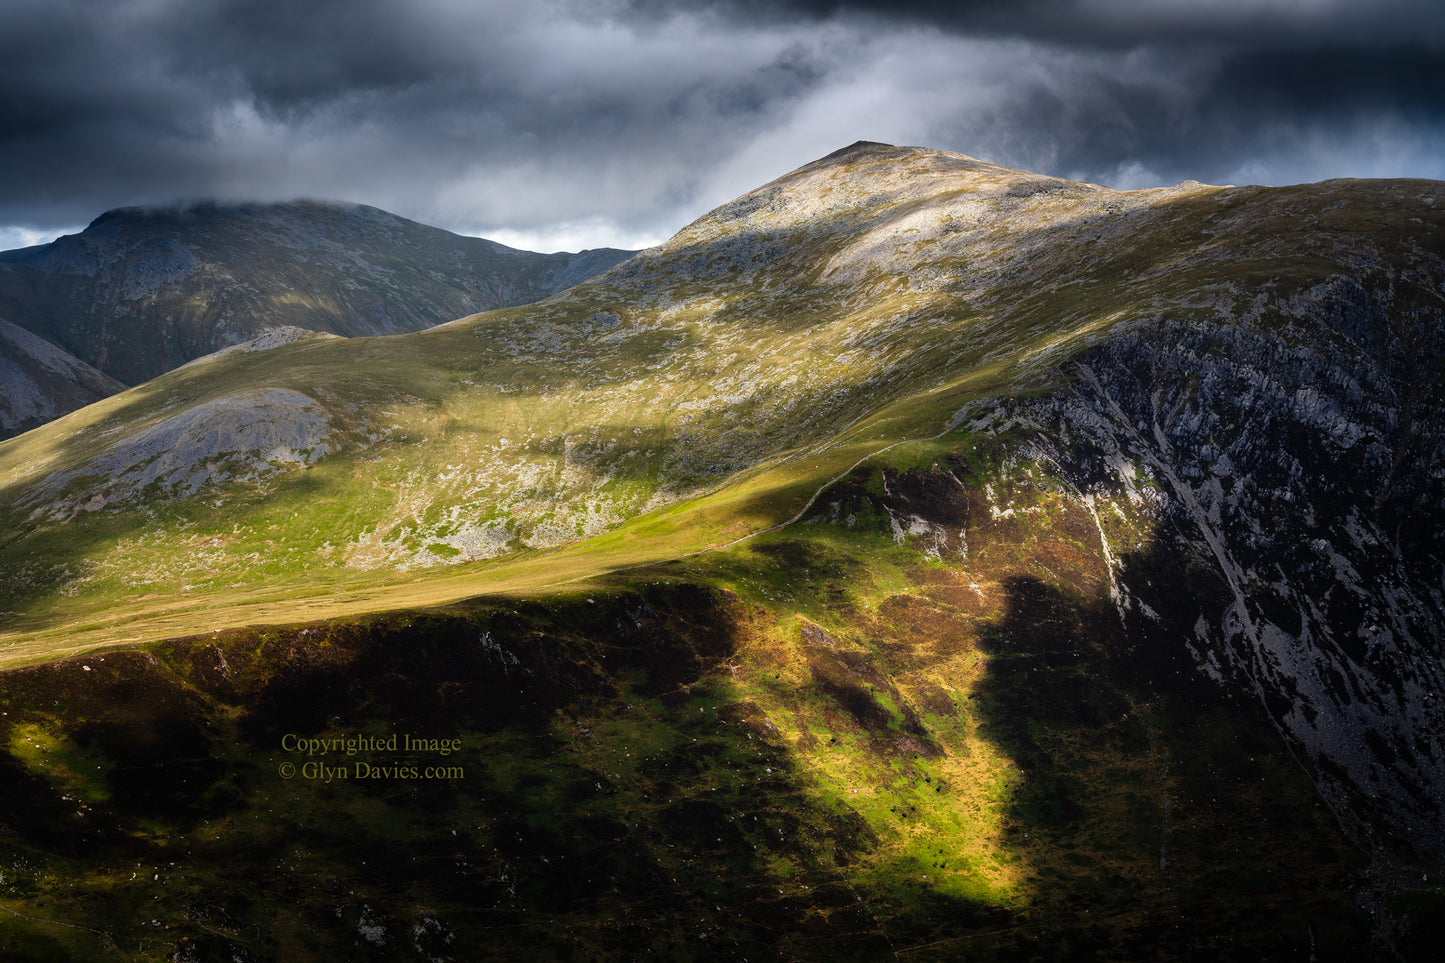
[0,142,1442,959]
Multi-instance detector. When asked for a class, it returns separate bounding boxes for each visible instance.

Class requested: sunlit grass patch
[7,722,113,805]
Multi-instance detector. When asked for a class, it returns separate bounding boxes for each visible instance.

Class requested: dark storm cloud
[1,0,1443,252]
[1209,46,1445,121]
[697,0,1445,190]
[630,0,1445,48]
[968,42,1445,188]
[0,0,851,246]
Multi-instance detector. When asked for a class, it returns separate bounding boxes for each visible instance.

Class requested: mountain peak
[812,139,899,165]
[796,141,1003,177]
[627,141,1100,291]
[81,199,429,242]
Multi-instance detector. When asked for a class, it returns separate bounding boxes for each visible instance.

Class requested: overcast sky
[2,0,1442,252]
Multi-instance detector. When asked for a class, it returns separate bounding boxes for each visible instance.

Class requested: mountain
[0,200,634,435]
[0,142,1442,959]
[0,315,127,437]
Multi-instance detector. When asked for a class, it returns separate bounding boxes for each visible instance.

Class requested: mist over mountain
[0,143,1442,958]
[0,200,634,438]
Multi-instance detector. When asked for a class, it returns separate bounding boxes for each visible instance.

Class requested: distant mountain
[0,316,127,437]
[0,200,634,435]
[1,143,1442,957]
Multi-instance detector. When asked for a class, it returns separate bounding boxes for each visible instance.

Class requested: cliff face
[988,284,1445,862]
[781,277,1445,873]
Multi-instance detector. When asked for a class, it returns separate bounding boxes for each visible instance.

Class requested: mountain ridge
[0,143,1442,957]
[0,199,637,438]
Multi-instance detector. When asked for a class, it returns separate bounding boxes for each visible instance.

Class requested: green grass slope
[0,445,1392,960]
[1,143,1440,665]
[1,142,1443,959]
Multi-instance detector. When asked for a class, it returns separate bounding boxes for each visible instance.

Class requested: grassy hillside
[1,142,1442,958]
[0,440,1390,960]
[5,143,1437,664]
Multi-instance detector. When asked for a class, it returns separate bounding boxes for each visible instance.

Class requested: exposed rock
[1007,304,1445,862]
[0,316,127,439]
[26,388,334,519]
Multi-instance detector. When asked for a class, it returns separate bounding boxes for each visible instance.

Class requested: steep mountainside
[0,143,1442,958]
[0,316,127,437]
[0,200,633,431]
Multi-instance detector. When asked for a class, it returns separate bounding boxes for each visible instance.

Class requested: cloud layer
[2,0,1441,250]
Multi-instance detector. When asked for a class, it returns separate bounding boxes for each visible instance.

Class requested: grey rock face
[1007,276,1445,862]
[25,388,334,520]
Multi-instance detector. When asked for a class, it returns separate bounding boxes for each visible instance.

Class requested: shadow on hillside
[0,584,964,959]
[968,551,1378,959]
[0,529,1395,959]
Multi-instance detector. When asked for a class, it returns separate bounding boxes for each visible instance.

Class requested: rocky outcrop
[25,387,335,521]
[967,274,1445,863]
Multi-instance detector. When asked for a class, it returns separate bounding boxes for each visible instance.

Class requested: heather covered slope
[0,579,1384,960]
[1,143,1443,957]
[0,200,633,434]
